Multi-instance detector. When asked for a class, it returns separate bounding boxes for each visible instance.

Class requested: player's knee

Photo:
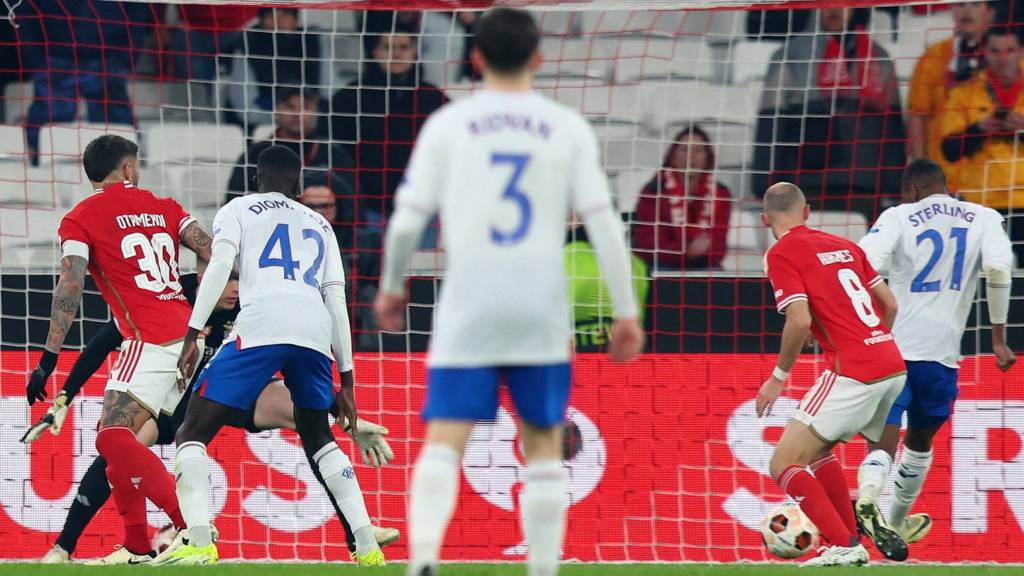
[904,426,938,452]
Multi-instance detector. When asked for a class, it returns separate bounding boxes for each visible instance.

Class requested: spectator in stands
[226,8,324,130]
[330,27,448,242]
[752,7,906,222]
[227,88,356,241]
[172,4,258,91]
[18,0,157,156]
[632,125,732,271]
[907,1,998,190]
[940,24,1024,265]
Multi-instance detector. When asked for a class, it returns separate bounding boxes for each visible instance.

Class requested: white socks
[857,449,893,503]
[408,444,460,574]
[890,448,932,528]
[522,459,565,576]
[311,443,377,555]
[175,441,212,547]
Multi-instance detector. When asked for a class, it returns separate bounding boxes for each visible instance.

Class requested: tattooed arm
[180,221,213,264]
[26,255,87,404]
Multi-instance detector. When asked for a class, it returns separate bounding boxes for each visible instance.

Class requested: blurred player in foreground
[855,159,1015,558]
[24,135,213,564]
[158,146,383,566]
[757,182,907,567]
[374,9,644,576]
[24,274,398,564]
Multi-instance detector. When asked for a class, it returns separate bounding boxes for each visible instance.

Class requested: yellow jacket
[908,38,961,189]
[940,66,1024,209]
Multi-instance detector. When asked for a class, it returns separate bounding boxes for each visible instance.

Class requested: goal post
[0,0,1022,563]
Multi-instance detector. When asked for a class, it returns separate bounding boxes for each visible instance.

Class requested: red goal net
[0,0,1021,564]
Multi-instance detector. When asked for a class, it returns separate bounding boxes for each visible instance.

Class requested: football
[761,504,819,559]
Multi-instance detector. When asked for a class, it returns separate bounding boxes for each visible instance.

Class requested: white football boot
[800,543,870,567]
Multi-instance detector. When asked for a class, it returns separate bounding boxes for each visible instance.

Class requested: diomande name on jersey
[860,195,1013,368]
[210,192,344,358]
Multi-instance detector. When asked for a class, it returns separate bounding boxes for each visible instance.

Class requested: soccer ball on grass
[761,504,819,559]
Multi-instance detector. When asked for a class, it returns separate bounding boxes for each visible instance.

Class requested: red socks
[778,465,855,547]
[810,454,858,538]
[97,426,186,552]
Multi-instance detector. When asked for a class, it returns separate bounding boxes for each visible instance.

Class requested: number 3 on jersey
[259,223,324,287]
[490,153,531,245]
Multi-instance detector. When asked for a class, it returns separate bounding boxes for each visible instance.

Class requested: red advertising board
[0,352,1021,562]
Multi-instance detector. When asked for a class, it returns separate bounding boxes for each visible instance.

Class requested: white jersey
[396,90,616,367]
[211,192,345,359]
[859,195,1013,368]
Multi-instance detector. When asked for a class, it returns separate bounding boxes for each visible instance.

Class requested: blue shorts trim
[423,364,571,427]
[193,341,334,411]
[885,360,959,429]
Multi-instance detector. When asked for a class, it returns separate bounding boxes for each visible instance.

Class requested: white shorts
[792,370,906,443]
[105,339,202,417]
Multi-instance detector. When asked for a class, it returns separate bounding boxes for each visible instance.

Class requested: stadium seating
[37,123,138,165]
[140,122,245,166]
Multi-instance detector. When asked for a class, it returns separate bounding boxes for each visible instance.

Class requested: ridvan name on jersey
[468,113,553,139]
[115,213,167,229]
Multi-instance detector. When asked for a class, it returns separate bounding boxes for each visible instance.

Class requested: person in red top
[631,125,732,271]
[755,182,907,567]
[23,135,214,565]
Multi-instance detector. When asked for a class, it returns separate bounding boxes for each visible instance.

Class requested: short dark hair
[473,8,539,74]
[983,22,1024,46]
[902,158,947,191]
[256,145,302,198]
[275,86,320,106]
[82,135,138,183]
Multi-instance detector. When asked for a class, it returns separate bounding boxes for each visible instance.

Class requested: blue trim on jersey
[423,364,571,427]
[885,360,959,429]
[193,341,334,410]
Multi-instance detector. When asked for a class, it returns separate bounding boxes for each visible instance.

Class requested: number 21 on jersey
[259,223,325,288]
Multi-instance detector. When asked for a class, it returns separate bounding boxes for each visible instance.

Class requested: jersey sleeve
[169,197,197,238]
[211,203,242,254]
[394,111,445,216]
[570,115,614,217]
[980,209,1014,278]
[855,243,885,288]
[57,213,91,261]
[858,207,900,272]
[765,248,807,313]
[320,225,347,291]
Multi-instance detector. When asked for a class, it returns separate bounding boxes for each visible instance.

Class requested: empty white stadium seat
[250,124,276,143]
[3,81,32,125]
[37,123,137,165]
[611,37,714,83]
[764,210,869,250]
[721,209,766,272]
[0,205,63,240]
[141,122,244,165]
[129,80,193,121]
[613,169,655,213]
[159,164,234,210]
[538,37,611,81]
[0,124,25,160]
[637,81,759,134]
[729,40,775,84]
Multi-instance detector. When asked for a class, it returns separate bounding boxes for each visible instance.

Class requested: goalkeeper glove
[25,350,58,405]
[21,390,71,444]
[340,416,394,468]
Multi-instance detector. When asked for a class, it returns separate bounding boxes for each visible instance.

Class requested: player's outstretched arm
[180,221,214,264]
[375,206,431,332]
[982,212,1016,371]
[583,207,644,362]
[25,255,87,406]
[22,320,124,443]
[178,241,235,390]
[757,300,811,418]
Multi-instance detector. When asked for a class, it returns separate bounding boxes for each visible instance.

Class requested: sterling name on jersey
[211,192,346,358]
[396,90,616,366]
[859,195,1014,368]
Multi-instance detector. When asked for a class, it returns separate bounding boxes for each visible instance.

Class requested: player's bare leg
[252,381,400,549]
[407,420,475,576]
[769,421,870,567]
[292,405,384,566]
[90,391,185,565]
[519,421,566,576]
[153,395,235,565]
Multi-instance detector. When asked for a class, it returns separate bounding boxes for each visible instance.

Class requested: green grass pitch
[2,564,1023,576]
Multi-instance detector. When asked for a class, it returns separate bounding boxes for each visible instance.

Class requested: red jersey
[57,181,194,345]
[764,225,905,383]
